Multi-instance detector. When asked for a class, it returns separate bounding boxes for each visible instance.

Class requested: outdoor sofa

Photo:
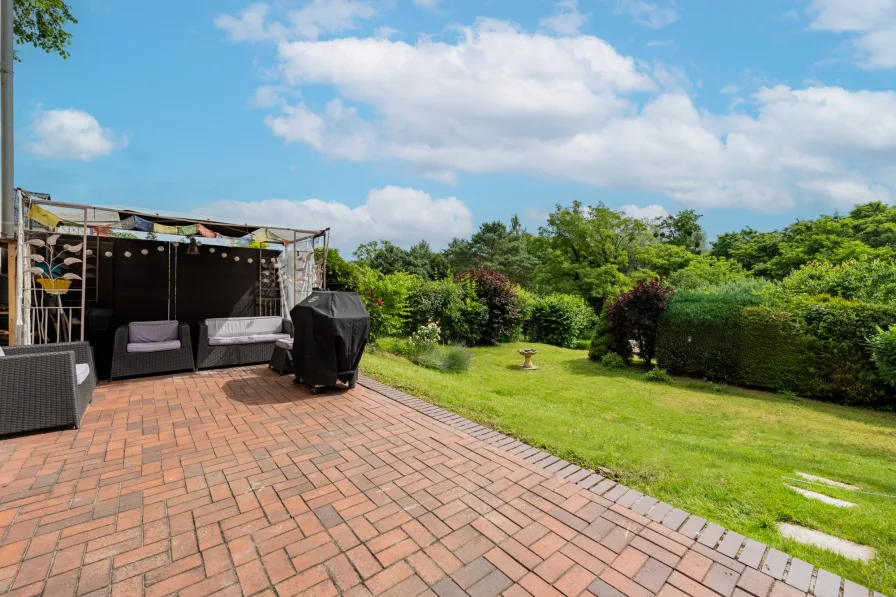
[0,341,97,435]
[197,316,293,370]
[110,321,196,380]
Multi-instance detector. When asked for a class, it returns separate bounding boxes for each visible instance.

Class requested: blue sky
[14,0,896,250]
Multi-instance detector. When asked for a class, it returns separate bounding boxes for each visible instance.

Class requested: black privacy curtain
[289,291,370,387]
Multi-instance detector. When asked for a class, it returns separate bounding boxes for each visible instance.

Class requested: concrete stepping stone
[777,523,875,562]
[787,485,856,508]
[795,472,860,491]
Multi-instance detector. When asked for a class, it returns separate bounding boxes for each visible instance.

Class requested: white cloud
[619,204,670,220]
[199,186,473,249]
[215,0,376,43]
[225,12,896,213]
[540,0,587,36]
[26,108,128,161]
[614,0,679,29]
[413,0,441,9]
[807,0,896,69]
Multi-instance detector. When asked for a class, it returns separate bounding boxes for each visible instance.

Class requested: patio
[0,367,873,597]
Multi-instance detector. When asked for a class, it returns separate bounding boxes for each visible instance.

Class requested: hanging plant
[26,234,83,296]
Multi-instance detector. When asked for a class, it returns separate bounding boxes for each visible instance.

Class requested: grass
[360,341,896,594]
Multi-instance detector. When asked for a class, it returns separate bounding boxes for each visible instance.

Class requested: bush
[356,266,421,342]
[600,352,626,369]
[383,337,473,373]
[406,279,487,346]
[456,269,521,345]
[513,286,538,340]
[410,322,441,346]
[645,367,673,384]
[574,339,591,350]
[869,325,896,389]
[317,248,359,292]
[442,345,473,373]
[605,279,674,366]
[794,296,896,345]
[667,256,749,291]
[588,311,632,362]
[528,293,595,348]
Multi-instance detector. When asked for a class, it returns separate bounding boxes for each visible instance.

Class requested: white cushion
[76,363,90,385]
[208,336,254,346]
[129,321,179,343]
[0,346,4,357]
[248,333,291,343]
[275,338,293,350]
[127,340,182,353]
[206,316,282,339]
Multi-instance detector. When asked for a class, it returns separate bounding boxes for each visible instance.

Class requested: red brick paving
[0,366,883,597]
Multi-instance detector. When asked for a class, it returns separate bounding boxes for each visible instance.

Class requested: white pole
[0,0,13,239]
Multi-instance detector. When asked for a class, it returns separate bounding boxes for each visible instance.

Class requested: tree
[653,210,706,253]
[605,279,673,366]
[316,248,358,292]
[353,241,409,275]
[444,216,538,287]
[13,0,77,61]
[534,202,649,311]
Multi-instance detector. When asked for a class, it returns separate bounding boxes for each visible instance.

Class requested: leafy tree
[444,216,538,287]
[534,202,649,311]
[354,239,447,280]
[765,259,896,304]
[13,0,77,61]
[605,278,673,366]
[317,248,358,292]
[455,269,520,345]
[653,210,706,253]
[667,255,749,290]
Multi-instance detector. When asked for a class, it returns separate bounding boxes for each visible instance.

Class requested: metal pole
[0,0,14,239]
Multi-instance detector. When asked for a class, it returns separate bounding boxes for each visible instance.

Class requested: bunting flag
[179,224,198,236]
[118,215,155,232]
[95,225,112,237]
[26,205,62,230]
[197,224,217,238]
[153,223,178,235]
[252,228,283,243]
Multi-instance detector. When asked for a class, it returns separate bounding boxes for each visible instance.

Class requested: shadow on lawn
[561,357,896,429]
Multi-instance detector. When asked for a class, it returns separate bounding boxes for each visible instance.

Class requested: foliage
[13,0,76,61]
[574,339,591,350]
[600,352,626,369]
[354,240,447,280]
[711,202,896,279]
[456,269,521,345]
[667,255,749,290]
[381,337,472,373]
[653,209,706,253]
[869,326,896,389]
[796,297,896,345]
[528,293,595,348]
[317,248,359,292]
[355,266,420,342]
[406,278,487,346]
[644,367,674,384]
[605,278,674,366]
[765,259,896,304]
[534,201,649,310]
[512,285,538,340]
[444,216,538,287]
[588,311,632,362]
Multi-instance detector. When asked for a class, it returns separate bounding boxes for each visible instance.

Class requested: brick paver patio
[0,366,883,597]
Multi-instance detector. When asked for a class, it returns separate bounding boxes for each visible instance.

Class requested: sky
[12,0,896,251]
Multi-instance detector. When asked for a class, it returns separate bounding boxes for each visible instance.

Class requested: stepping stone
[786,485,856,508]
[777,523,875,562]
[794,472,860,491]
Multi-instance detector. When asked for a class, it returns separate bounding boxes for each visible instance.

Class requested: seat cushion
[0,346,4,357]
[206,316,282,339]
[76,363,90,385]
[129,321,179,344]
[127,340,182,353]
[275,338,293,350]
[248,333,291,343]
[208,336,254,346]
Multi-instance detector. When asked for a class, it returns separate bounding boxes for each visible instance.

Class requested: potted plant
[25,234,83,295]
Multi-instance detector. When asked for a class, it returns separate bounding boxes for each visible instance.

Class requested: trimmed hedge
[529,293,594,348]
[656,293,892,406]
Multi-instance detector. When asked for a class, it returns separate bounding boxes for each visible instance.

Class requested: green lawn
[360,342,896,594]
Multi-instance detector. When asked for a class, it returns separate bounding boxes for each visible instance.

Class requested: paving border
[358,374,887,597]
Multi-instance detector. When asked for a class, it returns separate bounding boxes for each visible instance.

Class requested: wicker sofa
[0,342,97,435]
[110,321,196,380]
[197,316,293,370]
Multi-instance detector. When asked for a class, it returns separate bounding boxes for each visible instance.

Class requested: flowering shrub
[410,322,441,346]
[355,266,420,341]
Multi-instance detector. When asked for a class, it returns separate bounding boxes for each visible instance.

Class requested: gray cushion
[208,336,254,346]
[205,316,282,339]
[76,363,90,385]
[127,340,182,353]
[129,320,179,343]
[275,338,293,350]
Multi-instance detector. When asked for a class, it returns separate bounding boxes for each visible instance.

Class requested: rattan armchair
[0,342,97,435]
[110,323,196,380]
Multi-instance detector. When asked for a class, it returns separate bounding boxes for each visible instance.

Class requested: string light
[141,249,148,255]
[234,256,240,262]
[124,251,132,258]
[209,247,216,253]
[104,251,112,258]
[221,252,227,258]
[157,246,165,252]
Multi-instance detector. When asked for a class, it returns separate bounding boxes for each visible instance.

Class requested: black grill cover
[290,291,370,387]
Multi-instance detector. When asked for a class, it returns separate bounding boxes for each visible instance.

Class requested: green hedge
[656,293,892,406]
[529,293,594,348]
